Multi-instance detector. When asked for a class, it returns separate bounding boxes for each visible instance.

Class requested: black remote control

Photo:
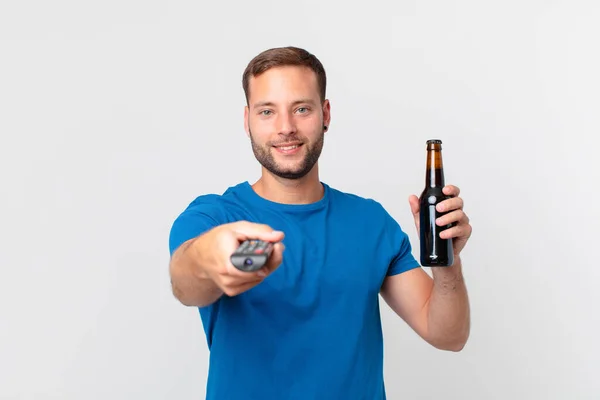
[230,239,275,272]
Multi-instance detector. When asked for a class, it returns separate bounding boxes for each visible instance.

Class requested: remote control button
[255,249,263,254]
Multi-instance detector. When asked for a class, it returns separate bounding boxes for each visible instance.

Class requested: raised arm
[380,184,472,351]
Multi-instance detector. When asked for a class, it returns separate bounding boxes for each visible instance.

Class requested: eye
[296,107,309,114]
[260,110,273,116]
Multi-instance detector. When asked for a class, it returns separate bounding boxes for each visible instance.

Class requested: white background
[1,1,599,399]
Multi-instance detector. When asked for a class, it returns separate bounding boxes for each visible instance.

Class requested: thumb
[408,195,420,233]
[408,195,420,216]
[231,221,285,243]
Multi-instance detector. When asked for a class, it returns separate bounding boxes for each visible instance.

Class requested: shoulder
[180,193,225,219]
[325,184,412,240]
[175,182,248,219]
[326,184,393,221]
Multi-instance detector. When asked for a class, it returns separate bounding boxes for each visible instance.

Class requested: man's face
[244,66,330,180]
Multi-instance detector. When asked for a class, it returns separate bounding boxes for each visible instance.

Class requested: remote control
[230,239,275,272]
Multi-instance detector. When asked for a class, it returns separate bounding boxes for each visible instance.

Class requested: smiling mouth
[276,144,300,150]
[272,142,303,154]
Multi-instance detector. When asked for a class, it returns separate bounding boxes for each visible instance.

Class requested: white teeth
[278,145,298,151]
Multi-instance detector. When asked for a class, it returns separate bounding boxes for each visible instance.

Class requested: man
[168,46,472,399]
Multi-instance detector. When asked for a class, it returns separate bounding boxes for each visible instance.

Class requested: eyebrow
[252,99,317,108]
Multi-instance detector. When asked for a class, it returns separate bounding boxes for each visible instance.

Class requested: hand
[408,185,472,257]
[195,221,285,297]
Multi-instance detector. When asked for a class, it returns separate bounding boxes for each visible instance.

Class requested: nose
[276,112,296,135]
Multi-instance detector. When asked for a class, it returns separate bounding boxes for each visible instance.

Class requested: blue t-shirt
[169,181,420,400]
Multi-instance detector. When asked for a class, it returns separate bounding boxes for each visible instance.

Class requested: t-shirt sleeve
[168,195,224,257]
[384,209,421,276]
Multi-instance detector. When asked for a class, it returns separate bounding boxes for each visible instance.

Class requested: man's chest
[233,210,391,307]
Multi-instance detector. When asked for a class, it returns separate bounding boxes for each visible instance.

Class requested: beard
[249,127,324,180]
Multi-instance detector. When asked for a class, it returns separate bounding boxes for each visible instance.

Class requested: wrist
[431,255,463,280]
[451,254,462,269]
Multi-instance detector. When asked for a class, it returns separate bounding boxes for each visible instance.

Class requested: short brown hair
[242,46,327,104]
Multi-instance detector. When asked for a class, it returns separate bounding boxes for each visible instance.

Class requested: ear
[244,106,250,138]
[322,99,331,132]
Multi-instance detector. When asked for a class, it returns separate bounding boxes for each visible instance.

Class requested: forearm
[426,256,470,351]
[169,236,223,307]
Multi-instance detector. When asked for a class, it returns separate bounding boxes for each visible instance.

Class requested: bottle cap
[426,139,442,144]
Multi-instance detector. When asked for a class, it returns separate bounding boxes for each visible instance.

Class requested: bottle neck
[425,148,445,188]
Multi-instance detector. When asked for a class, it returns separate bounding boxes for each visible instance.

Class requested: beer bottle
[419,139,454,267]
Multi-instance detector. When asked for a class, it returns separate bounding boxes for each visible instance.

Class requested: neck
[252,165,323,204]
[426,149,445,188]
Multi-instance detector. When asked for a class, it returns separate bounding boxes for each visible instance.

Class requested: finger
[443,185,460,197]
[222,279,263,297]
[436,210,469,226]
[408,195,420,216]
[217,273,256,292]
[439,224,471,239]
[408,195,420,228]
[436,196,463,212]
[231,221,285,242]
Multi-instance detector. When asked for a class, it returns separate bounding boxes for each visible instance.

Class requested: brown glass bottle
[419,139,454,267]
